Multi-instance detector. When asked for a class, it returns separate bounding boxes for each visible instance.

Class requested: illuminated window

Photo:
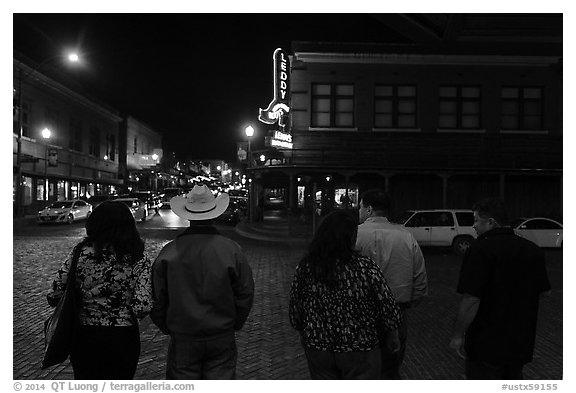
[311,83,354,128]
[439,86,482,129]
[23,176,32,206]
[36,182,45,201]
[501,87,543,130]
[375,85,417,128]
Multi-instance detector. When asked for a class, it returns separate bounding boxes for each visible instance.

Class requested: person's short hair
[472,197,508,226]
[360,189,391,214]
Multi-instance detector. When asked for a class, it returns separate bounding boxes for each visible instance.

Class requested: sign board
[237,142,248,161]
[259,48,291,126]
[48,148,58,167]
[270,130,293,149]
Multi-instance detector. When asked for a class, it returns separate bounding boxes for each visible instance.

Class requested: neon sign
[259,48,290,126]
[270,130,293,149]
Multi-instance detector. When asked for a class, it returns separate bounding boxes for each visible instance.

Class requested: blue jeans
[304,347,381,379]
[166,332,237,380]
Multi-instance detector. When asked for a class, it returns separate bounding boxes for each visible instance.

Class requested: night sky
[12,13,409,161]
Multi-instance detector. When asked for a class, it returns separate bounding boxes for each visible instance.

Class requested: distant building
[120,116,163,192]
[253,14,562,221]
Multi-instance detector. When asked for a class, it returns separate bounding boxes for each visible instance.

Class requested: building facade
[13,57,166,215]
[120,116,163,192]
[252,15,562,221]
[13,58,124,215]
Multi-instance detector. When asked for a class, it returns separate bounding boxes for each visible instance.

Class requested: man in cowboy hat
[150,184,255,380]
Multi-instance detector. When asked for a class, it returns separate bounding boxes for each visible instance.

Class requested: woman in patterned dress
[289,210,402,379]
[47,201,153,379]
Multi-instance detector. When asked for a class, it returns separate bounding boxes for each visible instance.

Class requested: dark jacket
[457,227,550,364]
[150,225,254,338]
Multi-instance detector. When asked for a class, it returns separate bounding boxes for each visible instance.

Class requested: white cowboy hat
[170,184,230,221]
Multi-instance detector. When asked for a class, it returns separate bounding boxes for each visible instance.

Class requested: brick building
[13,55,164,215]
[252,14,562,221]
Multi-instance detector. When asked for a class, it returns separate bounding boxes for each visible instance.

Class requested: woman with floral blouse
[47,201,153,379]
[289,210,402,379]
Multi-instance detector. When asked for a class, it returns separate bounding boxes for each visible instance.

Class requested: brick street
[13,223,562,380]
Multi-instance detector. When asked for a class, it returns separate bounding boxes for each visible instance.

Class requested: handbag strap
[66,241,85,286]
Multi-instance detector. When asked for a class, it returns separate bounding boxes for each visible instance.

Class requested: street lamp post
[245,125,255,223]
[14,53,80,217]
[42,128,52,202]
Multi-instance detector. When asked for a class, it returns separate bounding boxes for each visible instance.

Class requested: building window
[21,100,31,137]
[311,83,354,128]
[36,181,46,201]
[57,180,67,201]
[108,134,116,161]
[44,108,59,139]
[23,176,32,206]
[439,86,481,129]
[89,126,100,157]
[69,117,83,151]
[374,85,417,128]
[501,87,543,130]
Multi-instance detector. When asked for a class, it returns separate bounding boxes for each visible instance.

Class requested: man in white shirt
[356,189,428,379]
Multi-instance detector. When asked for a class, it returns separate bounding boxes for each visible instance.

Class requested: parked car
[512,217,563,248]
[128,191,162,212]
[114,198,148,222]
[215,199,246,225]
[399,209,476,255]
[87,194,116,209]
[37,199,92,224]
[160,187,184,209]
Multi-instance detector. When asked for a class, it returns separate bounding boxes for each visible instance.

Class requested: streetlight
[41,128,52,202]
[245,125,254,167]
[245,125,255,222]
[14,52,81,217]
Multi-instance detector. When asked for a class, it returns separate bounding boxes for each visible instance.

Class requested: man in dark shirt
[449,198,551,379]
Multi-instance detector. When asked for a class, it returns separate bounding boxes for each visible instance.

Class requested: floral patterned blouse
[289,254,401,352]
[47,242,153,327]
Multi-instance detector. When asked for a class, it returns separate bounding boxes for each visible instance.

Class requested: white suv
[399,209,476,255]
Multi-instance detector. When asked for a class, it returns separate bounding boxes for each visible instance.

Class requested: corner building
[255,15,562,222]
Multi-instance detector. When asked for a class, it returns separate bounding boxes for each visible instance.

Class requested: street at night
[13,214,562,380]
[11,11,565,387]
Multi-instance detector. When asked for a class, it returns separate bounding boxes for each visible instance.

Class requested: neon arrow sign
[259,48,290,126]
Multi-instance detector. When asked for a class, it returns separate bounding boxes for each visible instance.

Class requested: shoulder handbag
[41,243,83,369]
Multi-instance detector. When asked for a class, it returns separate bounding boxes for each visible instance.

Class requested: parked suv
[399,209,476,255]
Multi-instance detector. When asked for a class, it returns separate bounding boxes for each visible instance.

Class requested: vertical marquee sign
[258,48,290,127]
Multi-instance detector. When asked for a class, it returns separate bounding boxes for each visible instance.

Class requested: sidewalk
[13,215,37,230]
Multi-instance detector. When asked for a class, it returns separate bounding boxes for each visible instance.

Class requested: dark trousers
[380,306,408,379]
[304,347,381,379]
[70,325,140,380]
[166,333,237,380]
[466,359,524,380]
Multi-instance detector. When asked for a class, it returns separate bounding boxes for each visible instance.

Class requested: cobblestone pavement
[13,225,562,380]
